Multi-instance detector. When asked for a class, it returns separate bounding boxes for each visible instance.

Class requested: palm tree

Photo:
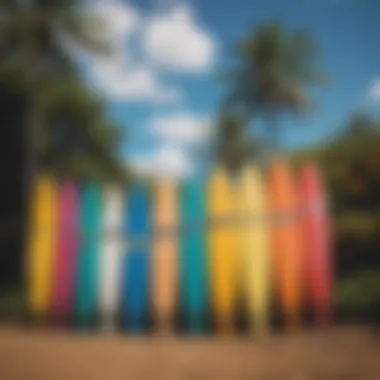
[0,0,116,181]
[225,22,326,150]
[38,79,127,182]
[344,113,378,137]
[0,0,108,85]
[216,111,264,172]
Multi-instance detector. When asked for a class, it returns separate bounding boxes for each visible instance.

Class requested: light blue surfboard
[122,184,150,332]
[179,180,208,333]
[75,184,101,328]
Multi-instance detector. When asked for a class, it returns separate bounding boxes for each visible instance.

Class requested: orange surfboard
[268,158,302,328]
[151,179,178,332]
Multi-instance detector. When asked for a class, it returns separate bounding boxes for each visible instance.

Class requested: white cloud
[81,1,182,103]
[130,145,193,178]
[90,60,182,102]
[369,79,380,103]
[128,112,213,179]
[150,113,214,144]
[66,0,182,103]
[143,3,216,73]
[66,1,215,103]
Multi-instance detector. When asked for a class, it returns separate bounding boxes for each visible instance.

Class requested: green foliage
[335,212,380,239]
[289,114,380,212]
[215,112,264,171]
[36,79,127,182]
[0,0,109,78]
[0,288,26,321]
[335,271,380,316]
[0,0,126,182]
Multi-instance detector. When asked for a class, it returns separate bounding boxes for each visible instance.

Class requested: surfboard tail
[316,310,329,328]
[52,307,71,327]
[284,309,301,330]
[99,310,117,332]
[76,313,93,330]
[125,313,145,332]
[100,317,117,333]
[315,300,331,328]
[29,308,47,325]
[187,311,205,334]
[154,316,174,336]
[249,312,270,336]
[215,314,234,336]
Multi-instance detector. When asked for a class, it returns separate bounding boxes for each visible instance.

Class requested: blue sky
[78,0,380,178]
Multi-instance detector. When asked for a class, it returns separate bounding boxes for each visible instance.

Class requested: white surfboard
[99,186,124,331]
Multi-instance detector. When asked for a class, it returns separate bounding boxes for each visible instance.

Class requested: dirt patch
[0,325,380,380]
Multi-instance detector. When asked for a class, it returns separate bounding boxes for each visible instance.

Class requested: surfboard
[268,158,302,328]
[75,184,101,328]
[151,179,178,333]
[239,165,271,335]
[208,166,239,335]
[98,186,124,331]
[179,179,207,334]
[52,180,78,325]
[298,162,332,327]
[123,184,150,332]
[26,175,57,320]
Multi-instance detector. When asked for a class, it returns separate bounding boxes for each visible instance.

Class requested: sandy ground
[1,326,380,380]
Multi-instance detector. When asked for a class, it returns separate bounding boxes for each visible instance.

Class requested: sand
[0,325,380,380]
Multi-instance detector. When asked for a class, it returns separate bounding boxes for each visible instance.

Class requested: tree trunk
[0,86,29,290]
[267,112,281,158]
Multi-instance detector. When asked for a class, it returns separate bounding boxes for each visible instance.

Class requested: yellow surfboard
[208,166,239,334]
[151,179,178,333]
[26,175,57,320]
[239,165,271,335]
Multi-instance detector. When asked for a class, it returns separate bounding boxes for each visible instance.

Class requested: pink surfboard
[298,163,332,327]
[52,181,78,325]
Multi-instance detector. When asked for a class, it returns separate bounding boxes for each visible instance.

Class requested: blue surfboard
[179,180,207,333]
[122,184,150,332]
[75,184,101,328]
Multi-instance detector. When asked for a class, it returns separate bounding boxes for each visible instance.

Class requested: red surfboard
[52,181,78,325]
[298,162,332,327]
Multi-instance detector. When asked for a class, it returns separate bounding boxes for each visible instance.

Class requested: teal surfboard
[179,180,207,333]
[75,184,102,328]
